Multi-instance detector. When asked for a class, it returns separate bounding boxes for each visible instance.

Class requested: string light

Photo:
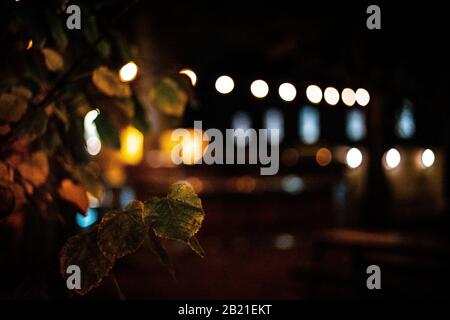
[215,75,234,94]
[251,80,269,98]
[119,61,138,82]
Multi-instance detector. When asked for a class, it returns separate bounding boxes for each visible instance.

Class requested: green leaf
[94,111,121,149]
[97,200,147,260]
[60,226,114,296]
[148,77,188,117]
[146,182,204,243]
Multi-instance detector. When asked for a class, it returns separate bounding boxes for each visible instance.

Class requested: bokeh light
[76,208,98,228]
[384,148,401,169]
[119,61,138,82]
[342,88,356,107]
[120,126,144,165]
[281,175,304,194]
[355,88,370,106]
[179,68,197,86]
[251,79,269,98]
[346,147,363,169]
[278,82,296,101]
[215,75,234,94]
[306,85,322,104]
[324,87,339,105]
[421,149,435,168]
[316,147,332,166]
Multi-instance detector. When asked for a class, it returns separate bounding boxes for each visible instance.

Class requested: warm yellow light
[215,75,234,94]
[119,61,138,82]
[120,126,144,165]
[251,80,269,98]
[26,39,33,50]
[342,88,356,107]
[346,147,363,168]
[316,147,332,166]
[355,88,370,106]
[278,82,296,102]
[179,68,197,86]
[324,87,339,105]
[180,129,207,165]
[384,148,401,169]
[105,164,126,187]
[421,149,435,168]
[159,128,207,165]
[306,85,322,104]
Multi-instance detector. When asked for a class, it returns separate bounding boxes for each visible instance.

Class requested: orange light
[159,128,207,165]
[316,147,332,166]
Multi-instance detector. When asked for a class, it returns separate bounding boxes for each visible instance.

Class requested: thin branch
[110,272,126,300]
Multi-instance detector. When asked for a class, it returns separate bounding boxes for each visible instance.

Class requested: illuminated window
[346,109,366,141]
[396,101,415,139]
[231,111,252,147]
[264,108,284,145]
[298,106,320,144]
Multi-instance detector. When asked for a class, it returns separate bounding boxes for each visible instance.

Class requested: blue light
[120,186,136,208]
[264,108,284,145]
[397,102,415,139]
[281,175,304,194]
[299,106,320,144]
[232,111,251,131]
[346,109,366,141]
[76,208,98,228]
[232,111,253,147]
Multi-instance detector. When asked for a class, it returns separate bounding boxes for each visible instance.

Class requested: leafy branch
[59,182,205,296]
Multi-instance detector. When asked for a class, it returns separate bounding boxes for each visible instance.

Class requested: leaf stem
[110,272,126,300]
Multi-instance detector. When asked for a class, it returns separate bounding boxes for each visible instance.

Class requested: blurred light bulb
[119,61,138,82]
[179,68,197,86]
[421,149,435,168]
[355,88,370,106]
[215,75,234,94]
[120,126,144,165]
[324,87,339,105]
[306,85,322,104]
[384,148,401,169]
[342,88,356,107]
[278,82,296,101]
[316,147,332,166]
[251,80,269,98]
[346,147,363,168]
